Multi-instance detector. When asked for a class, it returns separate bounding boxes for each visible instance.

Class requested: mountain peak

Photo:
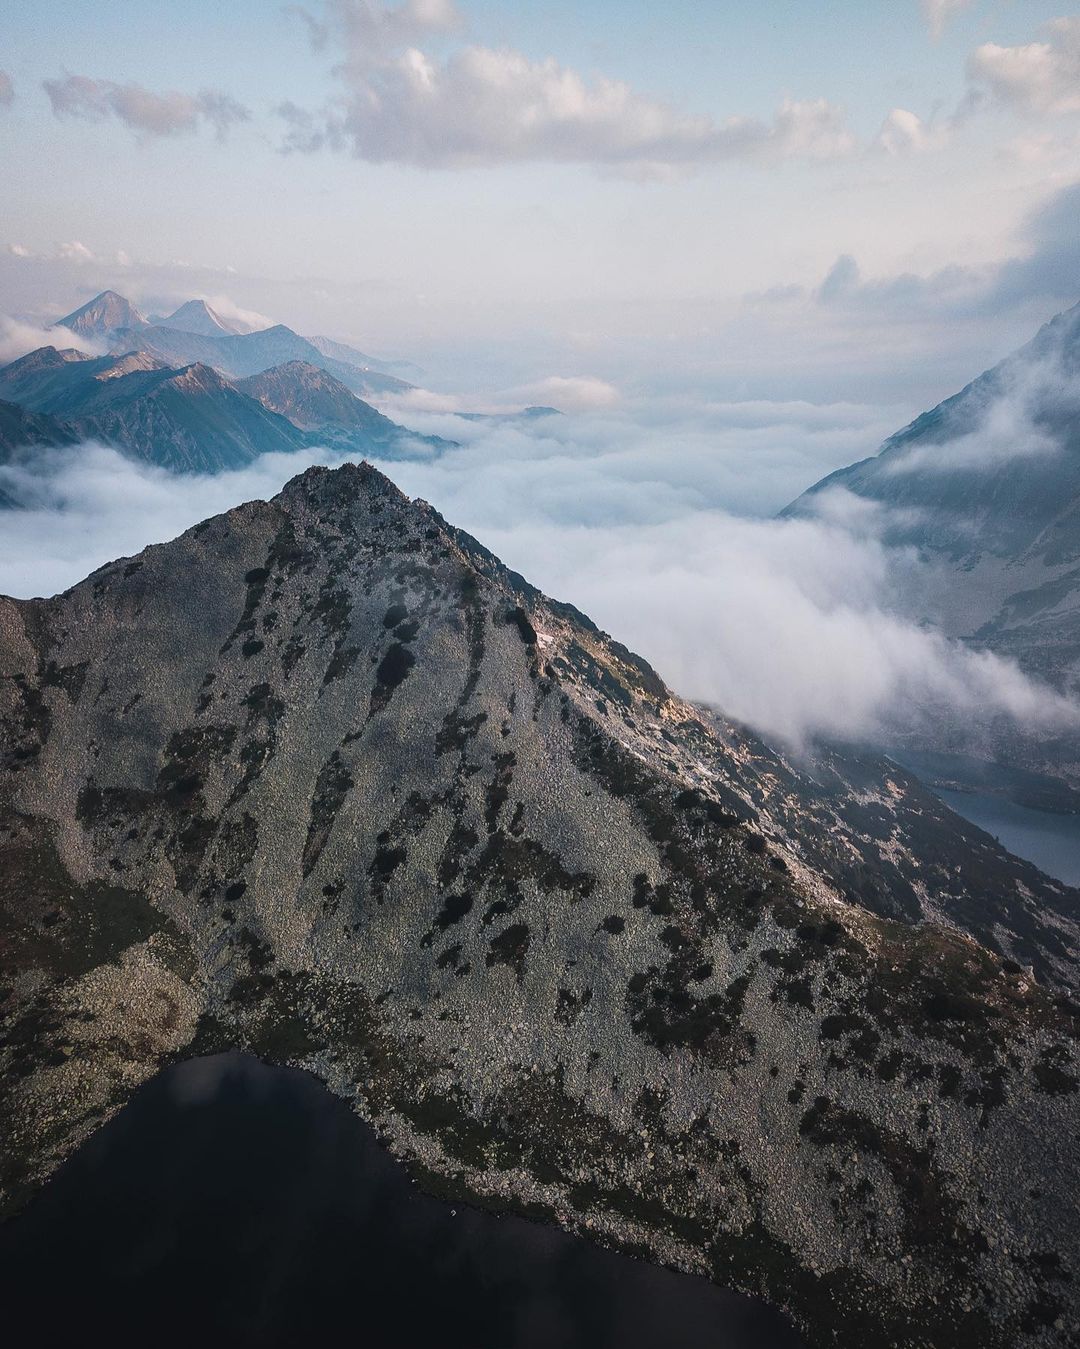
[167,360,231,391]
[3,345,93,374]
[56,290,147,340]
[3,455,1079,1348]
[237,360,398,437]
[152,299,244,338]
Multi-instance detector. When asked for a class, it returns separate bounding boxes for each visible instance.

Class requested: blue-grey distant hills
[787,301,1080,693]
[54,290,414,399]
[0,397,75,464]
[0,345,450,480]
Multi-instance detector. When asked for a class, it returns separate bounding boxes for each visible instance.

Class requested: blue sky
[1,1,1079,401]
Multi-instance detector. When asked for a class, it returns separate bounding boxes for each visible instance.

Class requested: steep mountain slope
[55,290,147,341]
[111,323,414,397]
[150,299,245,338]
[0,350,444,481]
[0,401,76,507]
[238,361,403,434]
[786,302,1080,688]
[0,346,95,407]
[63,362,308,472]
[1,462,1077,1349]
[0,399,76,460]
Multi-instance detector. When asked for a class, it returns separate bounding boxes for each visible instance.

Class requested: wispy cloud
[0,70,13,108]
[920,0,975,41]
[43,74,250,140]
[0,314,98,364]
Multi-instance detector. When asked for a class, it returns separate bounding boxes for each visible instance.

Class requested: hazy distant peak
[151,299,244,338]
[55,290,147,339]
[237,359,393,433]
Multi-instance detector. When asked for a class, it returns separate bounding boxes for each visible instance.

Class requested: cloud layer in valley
[0,388,1074,753]
[0,314,97,363]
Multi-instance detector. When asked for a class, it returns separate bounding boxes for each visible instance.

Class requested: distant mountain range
[107,323,414,399]
[54,290,414,398]
[787,299,1080,782]
[457,405,563,424]
[0,345,451,480]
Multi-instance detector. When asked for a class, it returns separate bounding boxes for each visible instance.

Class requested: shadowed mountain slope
[0,350,448,480]
[0,347,166,415]
[786,302,1080,686]
[237,360,453,457]
[0,400,76,462]
[60,361,308,472]
[1,462,1077,1348]
[786,301,1080,787]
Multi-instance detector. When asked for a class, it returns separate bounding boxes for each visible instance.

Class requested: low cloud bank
[0,395,1074,751]
[883,335,1080,475]
[0,315,98,363]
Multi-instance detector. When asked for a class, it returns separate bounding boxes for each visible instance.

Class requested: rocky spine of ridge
[1,462,1078,1349]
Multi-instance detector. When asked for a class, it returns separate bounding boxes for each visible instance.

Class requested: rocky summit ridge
[1,462,1078,1348]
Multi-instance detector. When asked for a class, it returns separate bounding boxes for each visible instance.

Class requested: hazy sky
[2,1,1079,401]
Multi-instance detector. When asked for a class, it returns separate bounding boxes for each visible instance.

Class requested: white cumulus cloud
[968,18,1080,117]
[283,1,857,173]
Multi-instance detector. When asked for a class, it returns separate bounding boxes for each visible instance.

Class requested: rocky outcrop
[1,462,1077,1347]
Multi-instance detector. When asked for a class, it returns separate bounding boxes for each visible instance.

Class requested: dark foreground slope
[1,463,1078,1348]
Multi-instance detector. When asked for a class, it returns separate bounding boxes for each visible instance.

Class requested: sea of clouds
[2,381,1076,753]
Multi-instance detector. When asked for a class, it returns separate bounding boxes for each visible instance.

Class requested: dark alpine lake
[0,1051,805,1349]
[935,789,1080,888]
[887,750,1080,888]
